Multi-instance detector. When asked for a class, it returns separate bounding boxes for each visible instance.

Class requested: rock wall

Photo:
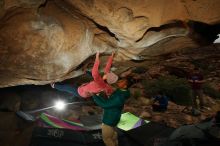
[0,0,219,87]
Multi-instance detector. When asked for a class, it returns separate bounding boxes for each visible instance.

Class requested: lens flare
[54,100,66,110]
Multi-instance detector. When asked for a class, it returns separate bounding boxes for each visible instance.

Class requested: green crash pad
[117,112,150,131]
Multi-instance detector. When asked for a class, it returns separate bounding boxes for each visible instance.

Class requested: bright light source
[214,34,220,43]
[54,100,66,110]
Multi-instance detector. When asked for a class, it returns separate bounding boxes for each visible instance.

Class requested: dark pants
[53,71,92,101]
[152,104,167,112]
[54,84,82,100]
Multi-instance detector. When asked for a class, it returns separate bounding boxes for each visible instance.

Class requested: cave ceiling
[0,0,220,87]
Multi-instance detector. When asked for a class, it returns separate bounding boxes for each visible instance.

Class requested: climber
[51,52,118,100]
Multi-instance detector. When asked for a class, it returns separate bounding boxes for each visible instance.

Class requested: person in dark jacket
[152,92,168,112]
[92,78,131,146]
[188,67,205,110]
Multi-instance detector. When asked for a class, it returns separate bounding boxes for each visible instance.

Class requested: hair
[119,77,134,88]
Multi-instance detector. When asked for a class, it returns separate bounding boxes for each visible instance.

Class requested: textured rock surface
[0,0,219,87]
